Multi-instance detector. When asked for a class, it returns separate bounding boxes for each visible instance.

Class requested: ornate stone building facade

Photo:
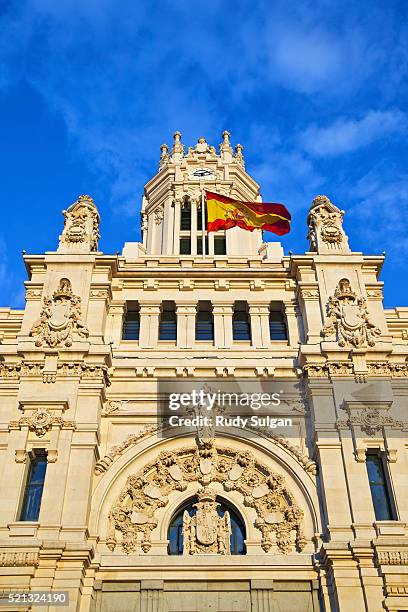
[0,132,408,611]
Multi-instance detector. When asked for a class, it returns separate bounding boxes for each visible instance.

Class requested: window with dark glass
[122,302,140,340]
[366,452,395,521]
[179,237,191,255]
[168,497,246,555]
[20,450,47,521]
[269,305,288,341]
[233,301,251,341]
[196,301,214,341]
[197,236,209,255]
[159,301,177,341]
[180,202,191,230]
[197,202,207,230]
[214,235,227,255]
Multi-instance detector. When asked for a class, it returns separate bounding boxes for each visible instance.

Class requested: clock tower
[137,131,281,258]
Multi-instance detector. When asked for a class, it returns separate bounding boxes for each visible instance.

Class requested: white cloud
[348,170,408,254]
[299,109,408,156]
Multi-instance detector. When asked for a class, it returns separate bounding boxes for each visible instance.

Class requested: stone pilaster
[213,304,233,349]
[139,302,161,349]
[248,303,270,348]
[176,303,197,349]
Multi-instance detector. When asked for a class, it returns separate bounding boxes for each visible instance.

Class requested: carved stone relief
[183,487,231,555]
[29,278,89,348]
[307,195,350,253]
[58,194,100,253]
[9,407,75,437]
[322,279,381,348]
[336,405,405,436]
[107,439,306,555]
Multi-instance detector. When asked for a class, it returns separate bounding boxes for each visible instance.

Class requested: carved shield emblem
[341,304,363,329]
[196,508,218,545]
[49,302,70,329]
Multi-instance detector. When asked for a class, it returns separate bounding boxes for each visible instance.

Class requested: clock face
[190,167,215,179]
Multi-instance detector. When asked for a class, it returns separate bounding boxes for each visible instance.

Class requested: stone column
[190,197,198,256]
[283,300,300,346]
[173,198,181,255]
[248,303,270,348]
[0,426,29,524]
[140,580,165,612]
[162,197,174,255]
[139,302,161,349]
[213,304,233,349]
[106,301,125,347]
[250,580,275,611]
[176,303,197,349]
[298,286,322,344]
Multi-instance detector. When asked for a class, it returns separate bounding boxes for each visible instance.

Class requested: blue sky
[1,0,407,308]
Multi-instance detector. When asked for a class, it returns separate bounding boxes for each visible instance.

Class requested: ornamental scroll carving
[322,279,381,348]
[307,195,350,253]
[58,194,100,253]
[30,278,89,348]
[9,407,75,437]
[107,440,306,555]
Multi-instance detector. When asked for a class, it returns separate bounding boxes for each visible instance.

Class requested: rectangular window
[214,235,227,255]
[197,202,207,230]
[180,204,191,230]
[20,450,47,521]
[233,301,251,341]
[179,237,191,255]
[197,236,209,255]
[269,306,288,341]
[122,302,140,340]
[196,301,214,341]
[159,301,177,341]
[366,452,395,520]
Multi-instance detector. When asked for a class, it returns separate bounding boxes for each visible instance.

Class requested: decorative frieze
[337,406,405,437]
[0,551,39,567]
[377,550,408,565]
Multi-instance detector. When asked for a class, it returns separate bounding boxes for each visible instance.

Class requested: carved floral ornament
[29,278,89,348]
[59,194,100,252]
[322,279,381,348]
[107,439,306,555]
[9,407,75,437]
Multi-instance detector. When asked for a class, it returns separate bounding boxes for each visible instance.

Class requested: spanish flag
[206,191,291,235]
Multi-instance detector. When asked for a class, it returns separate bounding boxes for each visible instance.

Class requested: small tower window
[197,202,207,230]
[122,302,140,340]
[196,301,214,341]
[180,202,191,230]
[159,301,177,341]
[179,237,191,255]
[214,235,227,255]
[269,304,288,341]
[20,450,47,521]
[366,451,396,521]
[233,301,251,341]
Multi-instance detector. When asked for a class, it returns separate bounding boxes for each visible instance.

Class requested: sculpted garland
[107,439,306,555]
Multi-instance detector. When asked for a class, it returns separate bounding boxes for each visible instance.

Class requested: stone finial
[219,130,233,162]
[58,194,100,254]
[170,131,184,163]
[234,143,245,167]
[307,194,350,254]
[159,143,169,170]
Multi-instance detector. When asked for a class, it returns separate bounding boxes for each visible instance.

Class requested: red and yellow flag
[205,191,291,235]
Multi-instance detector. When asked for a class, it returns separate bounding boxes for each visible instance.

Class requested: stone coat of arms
[323,279,381,348]
[183,487,231,555]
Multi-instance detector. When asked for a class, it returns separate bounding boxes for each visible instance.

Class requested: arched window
[168,497,246,555]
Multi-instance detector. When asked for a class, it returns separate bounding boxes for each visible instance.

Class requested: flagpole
[201,186,206,258]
